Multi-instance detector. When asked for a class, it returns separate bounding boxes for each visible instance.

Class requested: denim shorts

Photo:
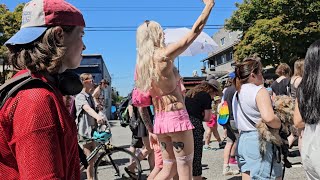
[237,131,282,180]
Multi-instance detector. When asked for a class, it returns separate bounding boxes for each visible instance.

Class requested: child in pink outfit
[204,96,225,150]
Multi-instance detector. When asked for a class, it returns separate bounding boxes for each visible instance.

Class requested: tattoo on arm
[138,107,153,133]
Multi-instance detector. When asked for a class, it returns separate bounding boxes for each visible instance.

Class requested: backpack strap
[0,72,31,108]
[0,72,55,109]
[235,92,256,127]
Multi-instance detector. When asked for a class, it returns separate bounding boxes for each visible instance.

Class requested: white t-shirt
[232,83,262,131]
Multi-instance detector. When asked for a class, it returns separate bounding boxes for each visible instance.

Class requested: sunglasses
[83,79,94,83]
[145,20,150,27]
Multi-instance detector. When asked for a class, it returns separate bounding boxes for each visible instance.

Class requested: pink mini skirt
[154,109,194,134]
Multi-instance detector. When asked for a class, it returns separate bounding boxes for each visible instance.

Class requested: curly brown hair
[186,82,217,98]
[7,26,76,74]
[275,63,291,77]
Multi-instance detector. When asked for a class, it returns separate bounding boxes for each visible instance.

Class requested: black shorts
[225,123,239,143]
[131,135,143,148]
[131,121,148,138]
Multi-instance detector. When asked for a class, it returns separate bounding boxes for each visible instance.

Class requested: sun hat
[5,0,85,46]
[206,74,216,81]
[207,79,222,96]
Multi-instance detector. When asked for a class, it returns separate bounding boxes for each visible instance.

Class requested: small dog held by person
[257,95,294,168]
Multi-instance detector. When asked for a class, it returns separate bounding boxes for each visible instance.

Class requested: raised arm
[92,86,101,107]
[164,0,215,59]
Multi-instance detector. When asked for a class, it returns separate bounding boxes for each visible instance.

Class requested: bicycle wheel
[94,146,142,180]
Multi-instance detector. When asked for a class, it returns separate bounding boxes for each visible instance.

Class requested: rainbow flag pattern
[218,101,229,125]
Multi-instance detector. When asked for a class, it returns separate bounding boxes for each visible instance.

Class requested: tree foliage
[0,4,23,83]
[0,4,24,58]
[225,0,320,66]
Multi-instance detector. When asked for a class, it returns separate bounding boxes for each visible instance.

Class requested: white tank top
[232,83,262,131]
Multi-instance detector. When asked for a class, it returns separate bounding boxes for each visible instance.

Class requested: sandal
[124,167,137,180]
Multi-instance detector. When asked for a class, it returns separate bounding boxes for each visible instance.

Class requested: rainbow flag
[218,101,229,125]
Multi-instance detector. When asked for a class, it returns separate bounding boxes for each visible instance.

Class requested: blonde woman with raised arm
[134,0,215,179]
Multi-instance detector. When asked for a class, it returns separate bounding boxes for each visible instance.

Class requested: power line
[85,27,224,32]
[78,6,235,9]
[79,6,236,12]
[81,9,234,12]
[85,25,225,29]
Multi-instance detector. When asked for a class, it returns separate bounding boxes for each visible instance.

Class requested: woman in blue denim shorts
[232,57,282,180]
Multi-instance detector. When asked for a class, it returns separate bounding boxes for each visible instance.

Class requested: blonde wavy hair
[293,59,304,77]
[135,20,165,92]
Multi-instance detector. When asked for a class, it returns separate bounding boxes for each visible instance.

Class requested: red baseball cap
[5,0,85,45]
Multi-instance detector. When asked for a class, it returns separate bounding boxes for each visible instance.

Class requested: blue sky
[3,0,241,96]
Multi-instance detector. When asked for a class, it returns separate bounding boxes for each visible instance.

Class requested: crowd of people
[1,0,320,180]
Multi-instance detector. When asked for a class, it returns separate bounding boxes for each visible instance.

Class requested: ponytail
[234,56,262,92]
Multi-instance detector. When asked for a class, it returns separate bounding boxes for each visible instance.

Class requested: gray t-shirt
[75,91,96,138]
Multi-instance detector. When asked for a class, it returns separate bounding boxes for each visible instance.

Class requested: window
[229,32,232,38]
[222,54,226,63]
[217,56,222,65]
[230,52,233,61]
[220,37,225,46]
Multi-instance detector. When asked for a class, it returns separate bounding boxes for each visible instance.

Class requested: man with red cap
[0,0,86,179]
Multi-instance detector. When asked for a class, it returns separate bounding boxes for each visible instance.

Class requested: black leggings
[190,116,205,176]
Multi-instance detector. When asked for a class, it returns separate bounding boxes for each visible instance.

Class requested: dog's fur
[257,95,295,157]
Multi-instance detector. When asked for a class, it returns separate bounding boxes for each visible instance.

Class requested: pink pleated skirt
[153,109,194,134]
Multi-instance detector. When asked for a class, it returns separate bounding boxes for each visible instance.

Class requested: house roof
[82,54,103,57]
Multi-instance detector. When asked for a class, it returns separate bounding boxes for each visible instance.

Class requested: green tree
[225,0,320,66]
[0,4,24,56]
[111,88,124,105]
[0,4,23,83]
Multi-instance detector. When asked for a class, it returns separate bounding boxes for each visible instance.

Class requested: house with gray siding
[201,28,242,80]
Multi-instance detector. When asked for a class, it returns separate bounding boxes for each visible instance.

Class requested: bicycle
[79,130,142,180]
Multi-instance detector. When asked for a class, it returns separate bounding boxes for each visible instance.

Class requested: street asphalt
[83,120,307,180]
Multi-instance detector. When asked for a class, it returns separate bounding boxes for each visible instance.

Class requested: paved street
[98,120,307,180]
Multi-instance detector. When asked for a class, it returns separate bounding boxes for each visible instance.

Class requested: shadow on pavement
[227,176,242,180]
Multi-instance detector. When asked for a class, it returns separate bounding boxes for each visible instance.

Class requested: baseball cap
[229,72,236,79]
[5,0,85,46]
[213,96,221,101]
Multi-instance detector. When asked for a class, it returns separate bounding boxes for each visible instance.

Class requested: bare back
[150,49,185,112]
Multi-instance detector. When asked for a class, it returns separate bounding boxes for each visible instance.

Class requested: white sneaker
[222,166,240,176]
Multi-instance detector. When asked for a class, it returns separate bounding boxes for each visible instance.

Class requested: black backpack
[117,94,132,127]
[0,71,89,169]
